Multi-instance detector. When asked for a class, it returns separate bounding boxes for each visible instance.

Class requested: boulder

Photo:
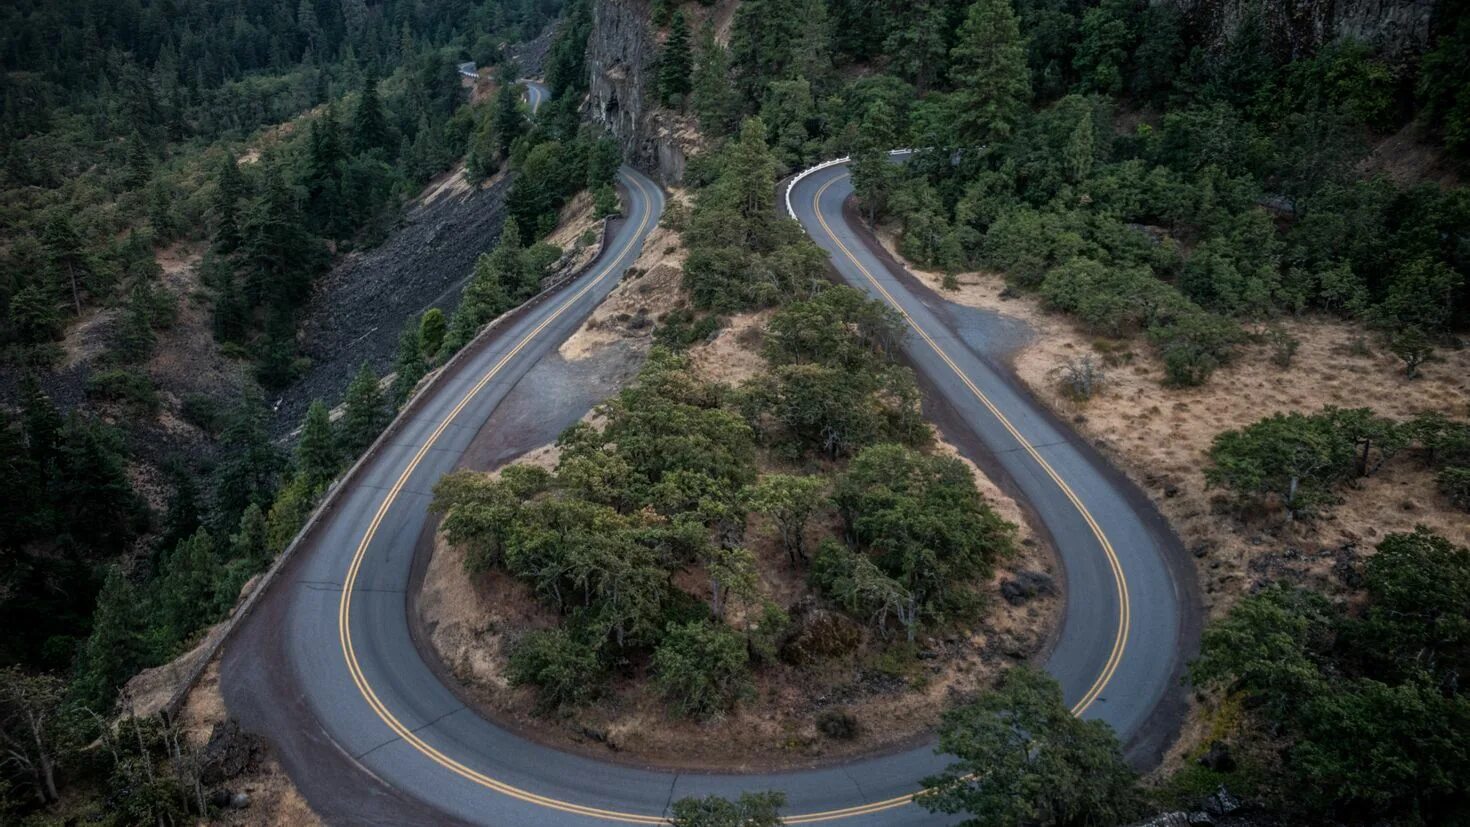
[200,720,263,785]
[1203,785,1242,817]
[1198,740,1236,773]
[1000,570,1056,605]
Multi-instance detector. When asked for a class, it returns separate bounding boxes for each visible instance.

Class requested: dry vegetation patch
[875,228,1469,612]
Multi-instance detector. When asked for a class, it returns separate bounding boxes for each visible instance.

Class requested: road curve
[787,158,1197,759]
[219,79,1194,822]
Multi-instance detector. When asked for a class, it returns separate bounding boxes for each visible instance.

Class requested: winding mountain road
[218,83,1195,825]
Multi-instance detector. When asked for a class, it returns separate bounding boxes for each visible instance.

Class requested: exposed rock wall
[1164,0,1440,59]
[587,0,694,183]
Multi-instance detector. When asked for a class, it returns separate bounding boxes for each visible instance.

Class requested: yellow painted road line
[809,173,1129,717]
[329,164,1130,826]
[338,174,671,825]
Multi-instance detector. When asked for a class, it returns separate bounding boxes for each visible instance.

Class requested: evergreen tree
[52,413,147,553]
[790,0,835,88]
[690,23,738,135]
[950,0,1032,145]
[212,154,246,253]
[230,502,270,565]
[340,363,388,456]
[728,118,778,233]
[658,11,694,107]
[238,158,321,334]
[124,130,153,190]
[72,569,149,711]
[729,0,803,104]
[40,213,89,316]
[490,82,526,160]
[210,396,282,532]
[153,529,224,648]
[351,65,390,155]
[851,100,900,222]
[297,400,340,493]
[303,106,345,235]
[390,318,427,407]
[419,307,446,359]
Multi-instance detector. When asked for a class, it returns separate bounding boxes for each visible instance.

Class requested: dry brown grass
[874,232,1470,621]
[178,661,322,827]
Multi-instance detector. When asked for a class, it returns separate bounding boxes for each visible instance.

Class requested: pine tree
[40,213,89,316]
[728,118,777,234]
[690,23,737,135]
[211,396,282,532]
[52,413,147,553]
[490,83,526,160]
[658,11,694,107]
[790,0,835,88]
[340,363,388,456]
[20,373,62,470]
[852,100,899,222]
[949,0,1032,145]
[230,502,270,564]
[212,154,246,253]
[351,65,390,155]
[72,569,149,711]
[419,307,446,360]
[304,106,344,234]
[154,529,224,647]
[124,130,153,189]
[390,319,427,408]
[239,159,318,316]
[297,400,340,493]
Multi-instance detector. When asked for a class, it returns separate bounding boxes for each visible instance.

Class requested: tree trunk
[66,264,82,316]
[29,713,58,803]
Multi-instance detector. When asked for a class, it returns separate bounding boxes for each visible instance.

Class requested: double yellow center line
[331,163,1130,826]
[809,173,1130,719]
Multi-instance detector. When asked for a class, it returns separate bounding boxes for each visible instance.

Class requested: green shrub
[85,367,159,414]
[652,620,750,718]
[1439,466,1470,511]
[507,627,604,710]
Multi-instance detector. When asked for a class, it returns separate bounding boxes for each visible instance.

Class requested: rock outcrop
[587,0,698,183]
[1166,0,1440,59]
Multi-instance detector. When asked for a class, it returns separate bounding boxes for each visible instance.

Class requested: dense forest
[2,0,1468,823]
[0,1,637,820]
[630,0,1470,823]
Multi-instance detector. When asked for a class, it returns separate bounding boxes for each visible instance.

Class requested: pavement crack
[660,772,680,819]
[352,705,464,763]
[354,734,402,762]
[410,704,466,735]
[299,581,405,595]
[841,766,869,802]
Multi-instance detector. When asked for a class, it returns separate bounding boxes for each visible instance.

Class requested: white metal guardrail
[783,149,914,222]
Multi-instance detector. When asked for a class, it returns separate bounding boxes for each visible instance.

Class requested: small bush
[652,620,750,719]
[816,708,859,740]
[1060,355,1106,400]
[1438,466,1470,511]
[654,308,722,349]
[85,367,159,413]
[179,393,223,434]
[1265,325,1300,368]
[507,628,604,711]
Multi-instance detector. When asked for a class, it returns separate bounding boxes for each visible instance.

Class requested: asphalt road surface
[219,86,1195,824]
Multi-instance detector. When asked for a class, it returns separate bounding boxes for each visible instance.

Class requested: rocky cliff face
[587,0,696,184]
[1166,0,1440,59]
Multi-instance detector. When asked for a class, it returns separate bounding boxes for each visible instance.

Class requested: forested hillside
[617,0,1469,822]
[0,2,629,820]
